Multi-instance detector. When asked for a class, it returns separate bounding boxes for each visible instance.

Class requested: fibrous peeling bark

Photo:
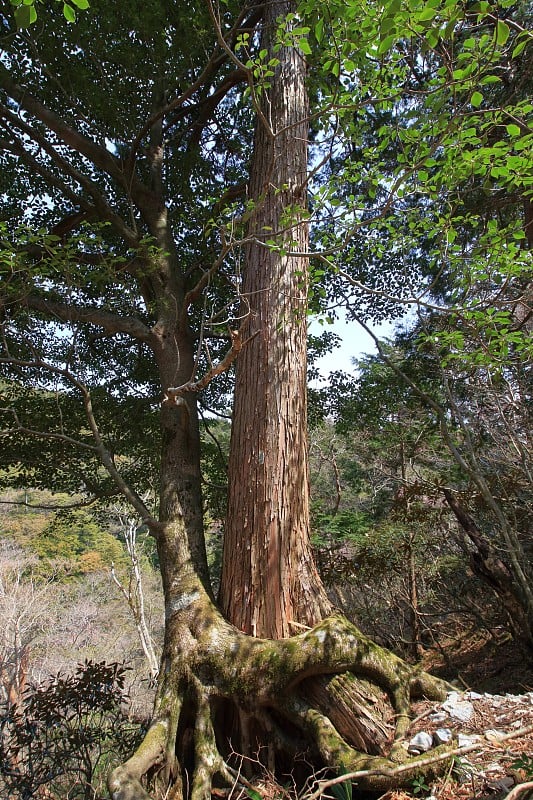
[109,587,452,800]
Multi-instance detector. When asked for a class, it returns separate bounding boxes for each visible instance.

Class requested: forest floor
[385,634,533,800]
[241,634,532,800]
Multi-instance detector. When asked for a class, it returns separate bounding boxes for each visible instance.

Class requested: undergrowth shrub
[0,660,143,799]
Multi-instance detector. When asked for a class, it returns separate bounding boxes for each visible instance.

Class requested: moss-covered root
[275,614,448,742]
[410,669,454,702]
[283,695,452,793]
[108,718,170,800]
[190,682,234,800]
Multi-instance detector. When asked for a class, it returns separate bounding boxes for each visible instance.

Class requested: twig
[505,783,533,800]
[302,725,533,800]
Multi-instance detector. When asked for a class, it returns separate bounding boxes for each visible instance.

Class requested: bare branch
[163,327,252,402]
[2,406,98,452]
[206,0,274,140]
[0,497,94,511]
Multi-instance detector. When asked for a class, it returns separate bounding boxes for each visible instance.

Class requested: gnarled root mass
[108,592,451,800]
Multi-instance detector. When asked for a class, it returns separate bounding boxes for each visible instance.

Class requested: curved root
[191,683,234,800]
[109,607,453,800]
[108,719,171,800]
[282,695,452,792]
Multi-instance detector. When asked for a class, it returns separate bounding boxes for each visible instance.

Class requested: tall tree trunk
[218,0,400,764]
[220,0,329,639]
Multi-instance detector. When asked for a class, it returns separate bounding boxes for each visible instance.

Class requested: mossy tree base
[108,582,451,800]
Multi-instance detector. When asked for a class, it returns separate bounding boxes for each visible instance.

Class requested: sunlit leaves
[10,0,90,28]
[294,0,532,331]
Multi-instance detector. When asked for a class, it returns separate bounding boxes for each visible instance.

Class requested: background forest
[0,0,531,797]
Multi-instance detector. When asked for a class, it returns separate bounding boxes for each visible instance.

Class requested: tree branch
[0,107,139,246]
[0,356,159,531]
[164,328,251,402]
[0,65,123,183]
[0,133,94,215]
[22,295,153,343]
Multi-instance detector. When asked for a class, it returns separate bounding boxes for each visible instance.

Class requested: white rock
[433,728,452,745]
[465,691,483,700]
[457,734,480,748]
[442,695,474,722]
[408,731,434,754]
[429,711,447,722]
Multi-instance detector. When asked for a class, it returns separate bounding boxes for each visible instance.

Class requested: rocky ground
[399,689,533,800]
[386,635,533,800]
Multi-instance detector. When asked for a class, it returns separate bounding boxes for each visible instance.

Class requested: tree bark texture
[221,0,330,639]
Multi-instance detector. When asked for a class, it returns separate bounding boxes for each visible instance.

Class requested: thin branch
[164,328,252,401]
[0,498,95,511]
[0,65,123,183]
[206,0,274,140]
[0,133,93,214]
[0,106,139,246]
[0,355,159,532]
[504,782,533,800]
[2,407,98,452]
[302,724,533,800]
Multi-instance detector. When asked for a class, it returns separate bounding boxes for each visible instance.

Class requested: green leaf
[315,18,324,42]
[378,34,396,54]
[496,20,510,46]
[14,3,36,26]
[70,0,90,7]
[506,124,521,137]
[512,37,528,58]
[380,16,396,35]
[385,0,402,13]
[299,38,312,55]
[470,91,483,107]
[63,3,76,21]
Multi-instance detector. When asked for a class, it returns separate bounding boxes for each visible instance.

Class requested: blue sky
[309,312,397,376]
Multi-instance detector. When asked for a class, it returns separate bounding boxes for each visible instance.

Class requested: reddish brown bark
[220,0,329,638]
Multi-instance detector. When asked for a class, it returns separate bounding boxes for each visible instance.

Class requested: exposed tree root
[108,594,452,800]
